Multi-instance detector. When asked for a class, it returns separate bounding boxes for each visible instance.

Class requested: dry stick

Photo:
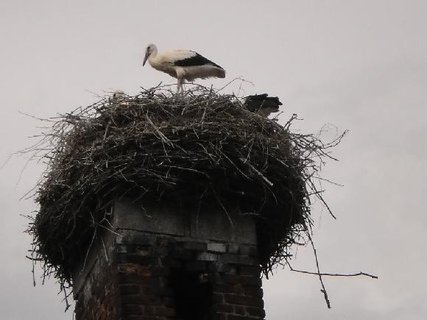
[145,114,173,147]
[60,282,72,311]
[100,234,109,262]
[306,230,331,309]
[214,77,253,93]
[215,146,250,180]
[81,213,98,272]
[316,176,344,187]
[307,178,337,220]
[242,138,255,164]
[288,251,378,310]
[289,268,378,279]
[30,248,37,287]
[244,162,274,187]
[211,187,234,227]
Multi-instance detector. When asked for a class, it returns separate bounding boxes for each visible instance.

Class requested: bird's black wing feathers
[173,51,223,69]
[244,94,283,114]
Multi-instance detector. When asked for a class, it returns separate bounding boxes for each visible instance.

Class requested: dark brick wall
[73,202,266,320]
[73,232,119,320]
[115,232,265,320]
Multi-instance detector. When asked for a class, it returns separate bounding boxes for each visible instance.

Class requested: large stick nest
[28,86,342,285]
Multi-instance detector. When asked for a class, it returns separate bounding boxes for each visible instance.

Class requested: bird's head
[143,43,157,66]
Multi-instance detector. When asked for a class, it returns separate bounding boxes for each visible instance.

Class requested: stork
[143,44,226,92]
[244,94,283,117]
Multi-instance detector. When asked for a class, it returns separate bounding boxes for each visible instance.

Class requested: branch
[306,231,331,308]
[289,267,378,279]
[287,230,378,310]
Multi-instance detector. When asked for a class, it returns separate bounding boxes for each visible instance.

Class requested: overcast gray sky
[1,1,426,319]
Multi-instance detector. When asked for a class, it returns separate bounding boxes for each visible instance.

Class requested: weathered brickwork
[73,232,119,320]
[73,201,266,320]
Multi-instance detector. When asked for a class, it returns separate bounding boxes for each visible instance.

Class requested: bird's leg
[177,78,183,93]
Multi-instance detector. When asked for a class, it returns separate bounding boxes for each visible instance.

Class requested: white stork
[143,44,226,92]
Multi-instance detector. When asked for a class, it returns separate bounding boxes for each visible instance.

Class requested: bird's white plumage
[143,44,225,92]
[159,49,199,62]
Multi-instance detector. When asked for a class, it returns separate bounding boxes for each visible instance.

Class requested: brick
[158,286,175,297]
[116,244,130,254]
[141,305,155,315]
[244,287,263,298]
[116,232,155,246]
[155,306,175,317]
[213,293,224,303]
[224,294,263,307]
[239,276,262,287]
[246,306,266,317]
[234,305,245,315]
[135,246,152,256]
[156,245,169,257]
[213,314,227,320]
[212,263,237,274]
[129,295,160,305]
[118,273,146,285]
[239,245,258,256]
[119,276,162,294]
[225,266,238,275]
[150,266,169,276]
[239,266,261,276]
[118,253,154,264]
[207,242,227,253]
[121,295,150,305]
[116,234,126,245]
[156,236,170,246]
[197,252,218,261]
[214,283,235,294]
[216,303,233,313]
[118,263,152,277]
[220,253,239,264]
[220,254,258,266]
[121,304,142,315]
[172,248,194,260]
[228,315,251,320]
[233,284,246,295]
[228,244,240,254]
[186,261,207,271]
[222,274,241,284]
[162,297,175,307]
[119,284,140,295]
[213,262,231,273]
[162,257,182,268]
[182,241,207,251]
[215,283,246,296]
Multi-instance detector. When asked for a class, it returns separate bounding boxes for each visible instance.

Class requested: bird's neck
[147,51,158,67]
[150,48,158,59]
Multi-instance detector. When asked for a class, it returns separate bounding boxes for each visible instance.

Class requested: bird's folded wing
[170,50,222,68]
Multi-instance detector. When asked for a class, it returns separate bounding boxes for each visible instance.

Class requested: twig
[290,267,378,279]
[307,230,331,308]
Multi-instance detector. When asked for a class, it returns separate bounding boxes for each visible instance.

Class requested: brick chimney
[73,199,265,320]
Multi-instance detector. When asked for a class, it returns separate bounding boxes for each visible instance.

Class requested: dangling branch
[286,229,378,309]
[306,231,331,308]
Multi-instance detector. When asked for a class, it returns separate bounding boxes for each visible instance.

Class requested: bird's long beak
[143,51,149,66]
